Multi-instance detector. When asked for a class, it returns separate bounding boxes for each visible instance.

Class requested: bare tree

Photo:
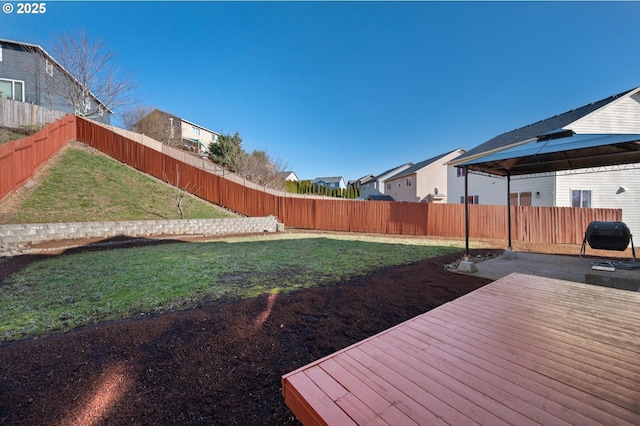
[121,105,152,131]
[45,30,138,118]
[163,164,196,219]
[123,107,182,146]
[208,132,288,190]
[236,150,289,190]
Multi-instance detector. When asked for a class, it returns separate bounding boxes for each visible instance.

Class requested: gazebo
[456,130,640,260]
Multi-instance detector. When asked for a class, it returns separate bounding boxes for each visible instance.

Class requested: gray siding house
[0,38,111,125]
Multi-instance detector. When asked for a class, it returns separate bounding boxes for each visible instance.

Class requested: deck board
[282,273,640,425]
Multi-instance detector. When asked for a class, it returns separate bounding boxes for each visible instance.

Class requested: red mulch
[0,238,498,425]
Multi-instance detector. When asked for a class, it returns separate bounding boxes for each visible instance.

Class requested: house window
[405,178,412,187]
[192,126,200,136]
[386,183,391,190]
[45,59,54,76]
[398,180,401,187]
[0,78,24,101]
[457,167,466,177]
[510,192,532,206]
[571,190,591,208]
[461,195,479,204]
[0,44,3,61]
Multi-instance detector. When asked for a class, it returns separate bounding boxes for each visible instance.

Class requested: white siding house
[136,109,220,155]
[360,163,412,200]
[278,171,299,182]
[386,149,465,202]
[554,167,640,236]
[180,118,220,154]
[447,87,640,235]
[447,168,555,206]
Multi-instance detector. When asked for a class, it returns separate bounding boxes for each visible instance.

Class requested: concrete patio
[471,251,640,291]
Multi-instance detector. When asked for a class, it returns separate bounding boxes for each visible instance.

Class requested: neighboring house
[135,109,219,155]
[311,177,347,190]
[0,38,111,125]
[366,194,394,201]
[447,86,640,234]
[360,163,413,200]
[348,174,374,191]
[180,117,220,154]
[385,149,466,203]
[278,171,299,182]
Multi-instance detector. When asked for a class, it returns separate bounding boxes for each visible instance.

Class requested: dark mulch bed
[0,239,496,425]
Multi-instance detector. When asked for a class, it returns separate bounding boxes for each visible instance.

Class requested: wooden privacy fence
[0,97,66,128]
[0,115,76,202]
[1,115,622,245]
[74,116,621,244]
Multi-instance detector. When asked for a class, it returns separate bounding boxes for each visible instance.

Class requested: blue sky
[2,1,640,182]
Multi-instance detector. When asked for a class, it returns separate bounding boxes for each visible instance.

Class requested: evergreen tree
[208,132,243,171]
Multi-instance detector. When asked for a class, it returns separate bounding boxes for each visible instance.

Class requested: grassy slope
[5,144,235,223]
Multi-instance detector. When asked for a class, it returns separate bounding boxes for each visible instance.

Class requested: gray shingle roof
[367,195,394,201]
[387,150,458,180]
[311,177,344,184]
[374,163,413,180]
[455,87,639,162]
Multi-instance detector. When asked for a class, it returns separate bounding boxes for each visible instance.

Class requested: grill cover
[584,221,631,251]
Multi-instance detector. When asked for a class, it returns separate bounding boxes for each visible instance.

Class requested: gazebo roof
[457,131,640,176]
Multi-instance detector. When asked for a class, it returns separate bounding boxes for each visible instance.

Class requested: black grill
[580,221,636,260]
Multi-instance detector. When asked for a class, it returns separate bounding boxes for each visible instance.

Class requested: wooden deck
[282,273,640,425]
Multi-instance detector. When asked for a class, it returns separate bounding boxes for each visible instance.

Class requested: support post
[503,171,518,259]
[507,172,512,250]
[459,166,477,273]
[464,166,470,257]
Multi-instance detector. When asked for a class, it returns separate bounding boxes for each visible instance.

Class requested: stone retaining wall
[0,216,284,252]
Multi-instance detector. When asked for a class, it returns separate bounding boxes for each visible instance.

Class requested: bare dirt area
[0,236,501,426]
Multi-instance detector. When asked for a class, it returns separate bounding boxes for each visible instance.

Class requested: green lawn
[7,144,234,223]
[0,233,467,341]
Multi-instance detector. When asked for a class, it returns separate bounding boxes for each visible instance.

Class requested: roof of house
[312,176,345,184]
[453,87,640,163]
[367,195,394,201]
[181,117,220,136]
[374,162,413,180]
[278,171,298,179]
[144,109,219,136]
[353,174,375,184]
[0,38,113,113]
[387,149,463,180]
[359,175,377,184]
